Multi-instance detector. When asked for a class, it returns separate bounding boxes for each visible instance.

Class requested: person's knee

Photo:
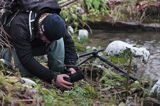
[49,38,64,51]
[47,38,65,73]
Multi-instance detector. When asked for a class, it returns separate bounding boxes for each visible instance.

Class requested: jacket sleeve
[10,14,56,83]
[63,29,78,66]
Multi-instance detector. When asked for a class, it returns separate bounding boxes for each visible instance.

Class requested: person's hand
[68,68,76,74]
[55,74,72,89]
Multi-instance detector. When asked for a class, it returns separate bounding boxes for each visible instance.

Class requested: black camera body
[64,71,84,83]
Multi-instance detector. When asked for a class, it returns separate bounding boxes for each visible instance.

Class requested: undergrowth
[0,46,153,105]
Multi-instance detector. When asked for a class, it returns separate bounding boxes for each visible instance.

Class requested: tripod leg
[77,56,93,66]
[96,55,137,81]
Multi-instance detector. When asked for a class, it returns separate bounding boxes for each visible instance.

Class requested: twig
[60,0,78,8]
[15,99,35,102]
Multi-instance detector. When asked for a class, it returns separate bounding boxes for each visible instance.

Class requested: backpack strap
[6,10,20,27]
[29,11,37,40]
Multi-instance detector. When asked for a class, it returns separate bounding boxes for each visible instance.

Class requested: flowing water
[90,30,160,80]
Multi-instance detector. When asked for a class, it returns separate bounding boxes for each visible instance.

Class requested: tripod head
[78,49,105,58]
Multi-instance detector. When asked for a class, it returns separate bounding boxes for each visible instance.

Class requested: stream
[90,30,160,80]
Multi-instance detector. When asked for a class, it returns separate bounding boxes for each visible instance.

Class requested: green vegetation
[60,0,160,25]
[0,44,153,105]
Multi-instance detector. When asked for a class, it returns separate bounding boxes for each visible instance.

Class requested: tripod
[78,49,137,81]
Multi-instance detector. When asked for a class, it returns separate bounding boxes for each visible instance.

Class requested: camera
[64,71,84,83]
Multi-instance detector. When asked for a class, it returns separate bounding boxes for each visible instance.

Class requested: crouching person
[3,0,78,90]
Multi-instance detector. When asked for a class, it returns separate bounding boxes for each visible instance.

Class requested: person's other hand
[68,68,76,74]
[56,74,72,89]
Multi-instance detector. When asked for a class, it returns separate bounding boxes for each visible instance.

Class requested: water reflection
[91,30,160,79]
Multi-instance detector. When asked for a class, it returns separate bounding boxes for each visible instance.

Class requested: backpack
[0,0,61,25]
[17,0,61,13]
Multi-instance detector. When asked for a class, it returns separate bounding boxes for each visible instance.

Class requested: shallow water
[91,30,160,80]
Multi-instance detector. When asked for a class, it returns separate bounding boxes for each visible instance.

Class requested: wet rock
[78,29,89,42]
[87,21,160,32]
[68,26,74,34]
[150,79,160,100]
[20,77,37,87]
[105,40,150,63]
